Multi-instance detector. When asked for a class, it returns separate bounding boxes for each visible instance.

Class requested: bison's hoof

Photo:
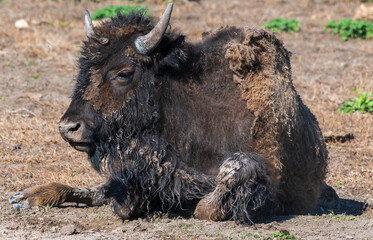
[9,193,32,211]
[193,195,226,221]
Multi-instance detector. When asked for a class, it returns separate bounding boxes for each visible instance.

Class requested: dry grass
[0,102,105,192]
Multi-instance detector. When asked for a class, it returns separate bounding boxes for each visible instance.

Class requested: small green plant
[1,97,7,102]
[325,19,373,41]
[178,222,193,229]
[334,181,344,188]
[215,233,233,239]
[272,232,298,240]
[263,18,300,33]
[7,63,15,68]
[41,200,56,211]
[325,213,356,222]
[335,214,356,222]
[59,21,68,27]
[33,74,40,79]
[91,5,149,20]
[338,91,373,114]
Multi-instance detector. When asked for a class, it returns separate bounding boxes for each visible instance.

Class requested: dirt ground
[0,0,373,239]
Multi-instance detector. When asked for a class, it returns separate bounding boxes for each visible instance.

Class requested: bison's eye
[115,71,133,85]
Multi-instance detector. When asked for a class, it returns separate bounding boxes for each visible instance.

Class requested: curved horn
[85,10,94,38]
[135,2,174,55]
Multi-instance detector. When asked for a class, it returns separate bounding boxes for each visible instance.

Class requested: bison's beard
[88,79,161,174]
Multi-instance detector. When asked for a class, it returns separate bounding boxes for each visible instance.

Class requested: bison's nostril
[69,122,81,132]
[59,121,84,139]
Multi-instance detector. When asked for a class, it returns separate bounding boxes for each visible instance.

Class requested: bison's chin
[69,142,93,153]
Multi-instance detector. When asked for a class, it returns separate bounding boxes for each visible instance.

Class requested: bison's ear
[157,35,187,74]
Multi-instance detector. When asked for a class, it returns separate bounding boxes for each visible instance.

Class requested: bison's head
[58,3,182,171]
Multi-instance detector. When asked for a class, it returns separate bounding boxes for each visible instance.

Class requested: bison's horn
[135,2,174,55]
[85,10,94,38]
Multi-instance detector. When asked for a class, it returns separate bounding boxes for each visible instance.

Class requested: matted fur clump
[12,7,328,224]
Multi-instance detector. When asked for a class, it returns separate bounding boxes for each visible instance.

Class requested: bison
[11,3,330,223]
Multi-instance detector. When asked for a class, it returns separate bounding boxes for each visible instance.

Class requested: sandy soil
[0,0,372,239]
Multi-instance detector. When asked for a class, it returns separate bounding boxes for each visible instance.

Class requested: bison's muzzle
[59,119,93,153]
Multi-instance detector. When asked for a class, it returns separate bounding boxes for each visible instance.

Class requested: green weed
[33,74,40,79]
[325,213,356,222]
[1,97,7,102]
[335,214,356,222]
[263,18,300,33]
[338,91,373,114]
[216,233,233,239]
[325,19,373,41]
[59,21,68,27]
[334,181,344,188]
[91,5,149,20]
[41,200,56,211]
[178,222,193,229]
[272,232,298,240]
[7,63,15,68]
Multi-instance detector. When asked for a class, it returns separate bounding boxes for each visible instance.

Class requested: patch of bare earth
[0,0,372,239]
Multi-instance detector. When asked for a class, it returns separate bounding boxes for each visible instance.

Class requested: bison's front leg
[10,182,108,210]
[194,152,279,224]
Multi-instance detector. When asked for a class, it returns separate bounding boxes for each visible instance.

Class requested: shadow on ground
[311,197,369,216]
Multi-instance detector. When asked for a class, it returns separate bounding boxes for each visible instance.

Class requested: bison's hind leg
[194,152,279,224]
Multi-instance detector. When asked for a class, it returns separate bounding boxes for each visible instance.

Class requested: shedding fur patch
[125,46,152,63]
[225,28,328,213]
[82,69,132,117]
[225,28,284,184]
